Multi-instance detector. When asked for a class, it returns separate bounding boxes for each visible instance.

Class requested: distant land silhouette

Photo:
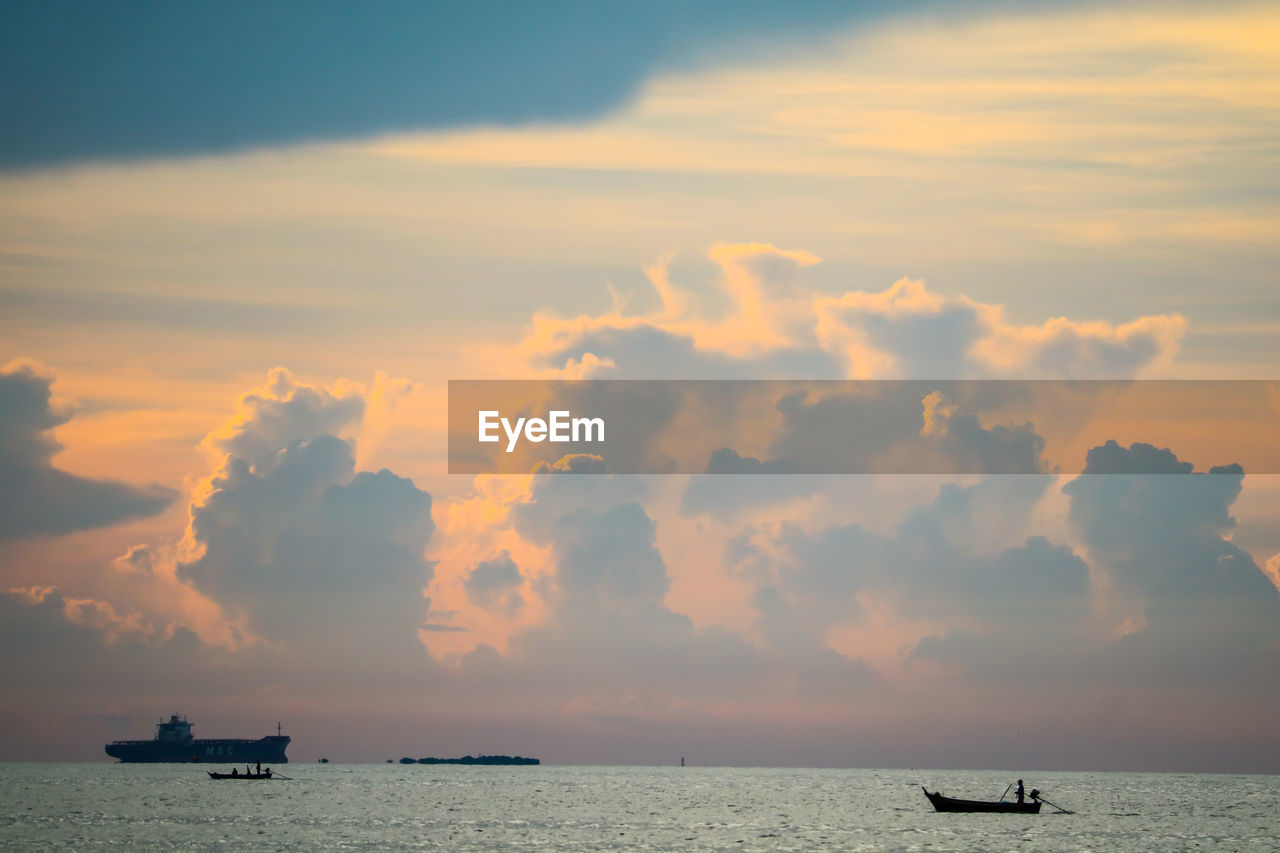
[400,755,540,766]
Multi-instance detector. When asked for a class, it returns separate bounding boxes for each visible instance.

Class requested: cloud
[200,367,365,472]
[5,585,151,643]
[681,388,1052,517]
[484,500,770,700]
[1264,554,1280,594]
[178,373,435,659]
[465,551,525,617]
[517,244,1185,381]
[0,365,461,754]
[815,277,1187,379]
[0,586,214,693]
[473,476,881,701]
[1064,442,1269,603]
[726,472,1062,630]
[429,459,778,701]
[12,367,443,675]
[1058,443,1280,688]
[511,458,650,545]
[908,441,1280,688]
[0,361,176,541]
[0,1,943,170]
[680,451,819,518]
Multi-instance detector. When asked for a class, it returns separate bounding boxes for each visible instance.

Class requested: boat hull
[106,735,290,764]
[208,771,274,780]
[923,787,1042,813]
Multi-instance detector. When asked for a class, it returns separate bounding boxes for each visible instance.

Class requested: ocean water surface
[2,764,1277,851]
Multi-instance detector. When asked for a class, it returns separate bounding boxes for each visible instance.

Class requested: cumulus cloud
[0,586,215,693]
[511,457,650,544]
[515,244,1186,380]
[816,277,1187,379]
[176,371,436,661]
[452,469,883,702]
[5,586,151,643]
[1265,554,1280,594]
[426,456,781,702]
[0,366,439,691]
[726,472,1064,643]
[200,367,366,472]
[1065,442,1257,598]
[727,430,1279,694]
[1055,444,1279,690]
[465,551,525,617]
[681,388,1051,517]
[479,500,769,700]
[767,385,1050,476]
[0,361,176,541]
[680,452,819,518]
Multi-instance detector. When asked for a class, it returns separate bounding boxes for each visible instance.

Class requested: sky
[1,1,1279,770]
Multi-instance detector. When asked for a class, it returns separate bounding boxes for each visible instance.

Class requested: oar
[1033,793,1074,814]
[269,771,294,780]
[999,783,1012,802]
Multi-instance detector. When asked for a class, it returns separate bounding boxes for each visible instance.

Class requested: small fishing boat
[208,770,273,780]
[922,787,1042,813]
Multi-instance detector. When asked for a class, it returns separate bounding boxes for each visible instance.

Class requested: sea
[2,764,1277,851]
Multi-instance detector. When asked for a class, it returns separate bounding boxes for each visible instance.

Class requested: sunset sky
[2,1,1279,770]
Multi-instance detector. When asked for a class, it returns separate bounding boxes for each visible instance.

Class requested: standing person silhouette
[1016,779,1025,804]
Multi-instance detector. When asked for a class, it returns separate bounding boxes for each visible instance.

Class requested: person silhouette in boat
[231,767,238,777]
[256,761,261,774]
[1016,779,1025,804]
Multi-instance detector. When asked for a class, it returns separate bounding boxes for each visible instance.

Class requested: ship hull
[106,735,290,763]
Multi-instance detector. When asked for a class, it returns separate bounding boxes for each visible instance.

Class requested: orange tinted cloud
[513,243,1185,380]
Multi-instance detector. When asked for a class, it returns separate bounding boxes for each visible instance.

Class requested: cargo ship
[105,714,290,763]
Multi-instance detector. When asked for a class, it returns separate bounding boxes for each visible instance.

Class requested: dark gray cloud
[766,386,1048,476]
[822,291,1176,379]
[207,367,365,472]
[726,475,1068,648]
[1065,442,1259,601]
[0,363,176,541]
[909,443,1280,688]
[464,500,770,700]
[1079,439,1195,475]
[553,503,669,607]
[1,0,988,171]
[516,492,875,699]
[682,388,1051,518]
[733,436,1279,692]
[180,434,435,657]
[0,587,215,693]
[4,368,442,724]
[0,583,451,760]
[716,468,1094,690]
[748,581,876,698]
[83,368,437,668]
[511,459,650,545]
[465,550,525,617]
[1061,441,1280,686]
[681,461,821,519]
[534,324,844,379]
